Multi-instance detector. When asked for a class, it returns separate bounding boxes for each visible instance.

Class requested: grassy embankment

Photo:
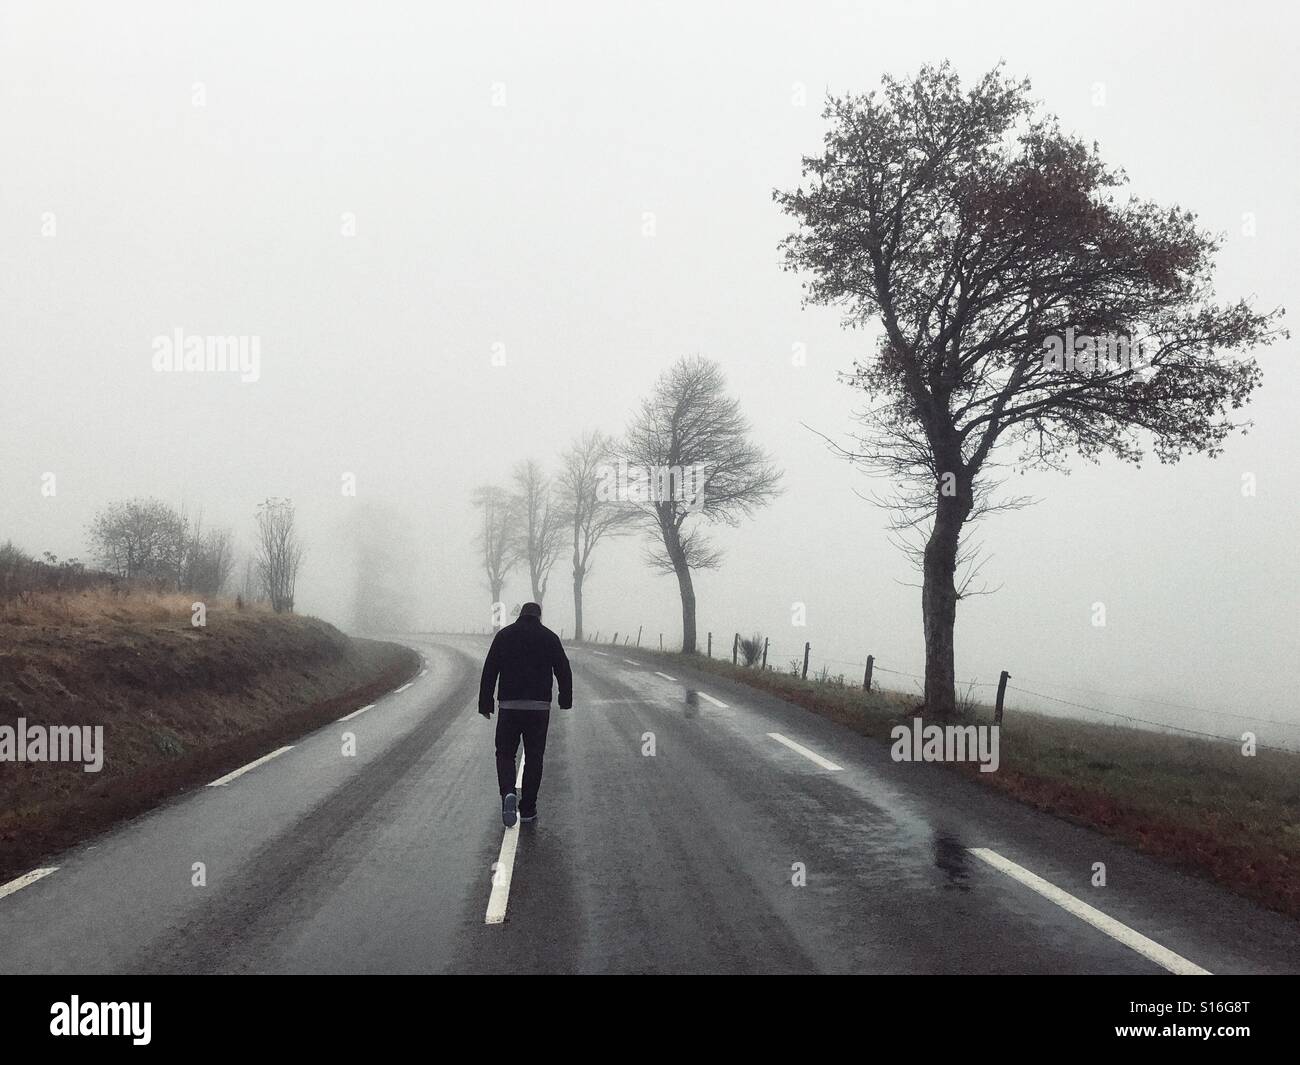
[610,643,1300,921]
[0,589,419,881]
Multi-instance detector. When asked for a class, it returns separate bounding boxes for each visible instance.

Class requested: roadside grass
[600,643,1300,921]
[0,586,272,627]
[0,590,417,882]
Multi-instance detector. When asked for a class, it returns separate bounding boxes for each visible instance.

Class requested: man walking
[478,602,572,827]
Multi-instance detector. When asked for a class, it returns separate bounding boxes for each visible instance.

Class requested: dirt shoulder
[0,592,419,882]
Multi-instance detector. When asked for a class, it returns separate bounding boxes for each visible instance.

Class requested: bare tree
[472,485,517,626]
[178,509,235,597]
[347,503,420,633]
[511,460,566,605]
[254,497,304,613]
[624,355,782,653]
[776,63,1283,715]
[88,498,187,586]
[557,430,636,641]
[239,553,263,605]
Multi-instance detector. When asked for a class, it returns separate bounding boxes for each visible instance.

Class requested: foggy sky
[2,1,1297,742]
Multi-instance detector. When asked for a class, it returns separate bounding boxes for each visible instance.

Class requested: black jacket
[478,615,573,712]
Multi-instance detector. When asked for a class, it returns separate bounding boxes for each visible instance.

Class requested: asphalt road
[2,634,1297,975]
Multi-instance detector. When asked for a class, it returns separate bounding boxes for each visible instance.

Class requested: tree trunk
[921,487,971,717]
[674,562,697,654]
[572,567,585,642]
[490,578,504,630]
[661,516,697,653]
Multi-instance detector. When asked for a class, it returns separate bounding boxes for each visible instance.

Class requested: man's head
[519,602,542,619]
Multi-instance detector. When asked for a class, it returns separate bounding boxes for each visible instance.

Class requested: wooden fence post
[659,633,663,651]
[612,631,618,645]
[637,625,642,647]
[995,670,1010,725]
[863,654,874,692]
[707,632,712,658]
[732,632,739,665]
[762,637,769,669]
[802,642,810,679]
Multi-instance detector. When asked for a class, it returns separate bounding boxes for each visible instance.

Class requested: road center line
[206,746,294,787]
[967,848,1211,975]
[485,755,526,925]
[0,867,57,901]
[696,691,729,708]
[592,651,608,656]
[339,703,375,722]
[623,658,641,666]
[394,682,412,693]
[766,732,842,771]
[653,671,676,681]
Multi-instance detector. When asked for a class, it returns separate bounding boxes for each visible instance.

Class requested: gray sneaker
[502,792,518,828]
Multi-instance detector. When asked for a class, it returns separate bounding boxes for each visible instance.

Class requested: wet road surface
[2,635,1297,974]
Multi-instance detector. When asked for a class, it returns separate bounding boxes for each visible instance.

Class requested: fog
[2,1,1297,743]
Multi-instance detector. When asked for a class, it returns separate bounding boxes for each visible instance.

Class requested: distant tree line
[87,499,235,597]
[0,496,307,613]
[473,354,782,651]
[0,543,104,602]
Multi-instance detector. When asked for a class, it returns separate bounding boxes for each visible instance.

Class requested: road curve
[1,635,1296,975]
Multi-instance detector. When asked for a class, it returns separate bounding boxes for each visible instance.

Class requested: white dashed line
[592,651,608,657]
[653,671,676,681]
[0,867,57,901]
[394,682,412,693]
[206,746,294,787]
[766,732,842,771]
[695,691,729,708]
[486,755,526,925]
[623,658,641,666]
[967,848,1211,975]
[419,668,428,677]
[339,703,376,722]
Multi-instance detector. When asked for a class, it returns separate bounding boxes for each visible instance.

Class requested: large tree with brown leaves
[776,63,1284,716]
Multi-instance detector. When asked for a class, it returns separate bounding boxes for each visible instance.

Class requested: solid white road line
[0,867,57,901]
[419,668,428,677]
[766,732,843,771]
[968,848,1211,975]
[485,755,526,925]
[206,746,294,787]
[653,671,676,681]
[592,651,608,656]
[623,658,641,666]
[339,703,376,722]
[696,692,729,708]
[394,682,412,693]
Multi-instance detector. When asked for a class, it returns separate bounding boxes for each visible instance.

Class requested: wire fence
[572,625,1300,755]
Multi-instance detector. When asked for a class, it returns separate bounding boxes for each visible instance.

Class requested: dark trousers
[495,707,551,811]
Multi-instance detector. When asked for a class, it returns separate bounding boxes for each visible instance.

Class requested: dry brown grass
[0,587,271,627]
[0,599,417,882]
